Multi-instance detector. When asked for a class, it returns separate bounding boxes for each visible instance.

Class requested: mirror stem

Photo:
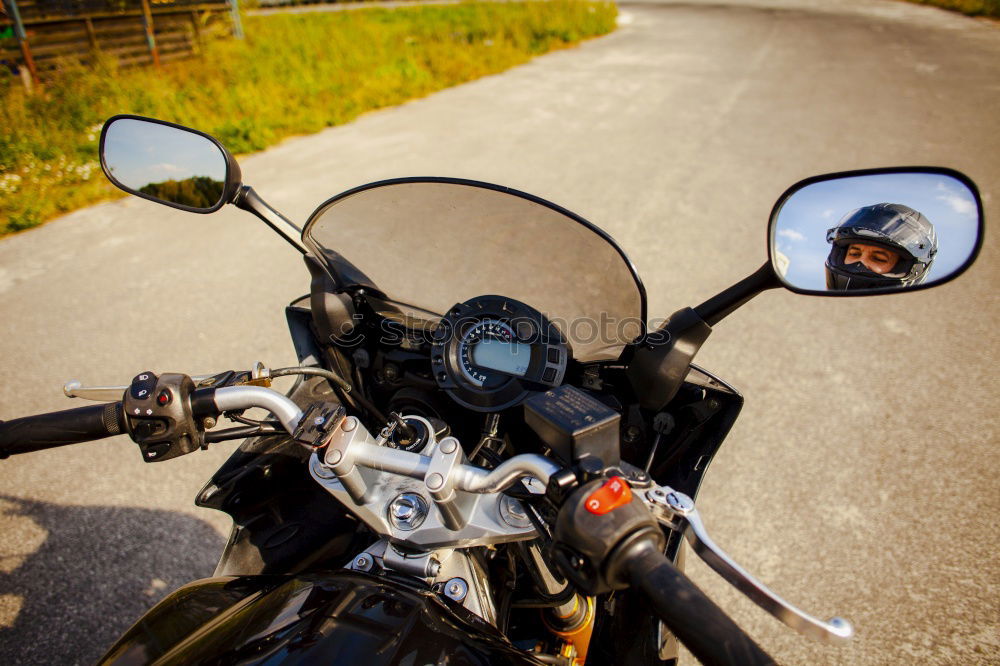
[234,186,307,254]
[694,262,781,326]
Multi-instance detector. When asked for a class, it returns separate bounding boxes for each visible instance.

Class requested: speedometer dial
[458,320,531,387]
[432,295,570,412]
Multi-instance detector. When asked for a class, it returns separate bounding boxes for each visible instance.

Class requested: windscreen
[303,180,645,361]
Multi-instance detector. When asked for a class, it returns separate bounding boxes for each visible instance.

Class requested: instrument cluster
[431,295,569,411]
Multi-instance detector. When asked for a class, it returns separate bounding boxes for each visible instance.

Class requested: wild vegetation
[0,1,617,235]
[139,177,226,209]
[900,0,1000,17]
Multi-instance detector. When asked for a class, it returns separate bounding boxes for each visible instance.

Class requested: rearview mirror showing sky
[102,118,227,211]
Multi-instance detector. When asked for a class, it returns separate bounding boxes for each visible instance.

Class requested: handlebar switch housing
[124,372,204,462]
[552,476,664,595]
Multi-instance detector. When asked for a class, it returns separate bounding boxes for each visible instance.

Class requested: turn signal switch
[124,371,206,462]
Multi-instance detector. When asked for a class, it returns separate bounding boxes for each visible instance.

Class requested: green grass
[898,0,1000,17]
[0,1,617,235]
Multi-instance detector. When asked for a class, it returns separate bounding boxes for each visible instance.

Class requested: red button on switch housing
[584,476,632,515]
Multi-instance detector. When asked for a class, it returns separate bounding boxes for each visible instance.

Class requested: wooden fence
[0,0,242,85]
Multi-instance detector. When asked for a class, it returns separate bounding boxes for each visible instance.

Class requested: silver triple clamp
[644,486,854,643]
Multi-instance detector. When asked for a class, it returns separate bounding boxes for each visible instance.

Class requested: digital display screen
[471,339,530,377]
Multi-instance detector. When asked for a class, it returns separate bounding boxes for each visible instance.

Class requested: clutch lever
[64,362,272,401]
[644,486,854,644]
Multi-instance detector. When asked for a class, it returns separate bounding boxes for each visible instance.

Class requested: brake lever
[644,486,854,644]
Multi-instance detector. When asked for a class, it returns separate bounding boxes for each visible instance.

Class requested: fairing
[100,571,541,665]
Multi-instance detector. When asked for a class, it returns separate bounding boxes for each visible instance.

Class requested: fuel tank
[100,570,541,665]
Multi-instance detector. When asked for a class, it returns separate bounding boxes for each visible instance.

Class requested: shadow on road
[0,495,226,665]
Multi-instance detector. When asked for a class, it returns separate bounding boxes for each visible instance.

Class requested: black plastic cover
[523,385,621,466]
[196,376,360,577]
[100,571,542,665]
[627,307,713,411]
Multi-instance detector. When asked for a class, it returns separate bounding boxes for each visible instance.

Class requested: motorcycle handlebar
[623,540,776,666]
[0,402,127,458]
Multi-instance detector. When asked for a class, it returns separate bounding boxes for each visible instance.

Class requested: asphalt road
[1,0,998,663]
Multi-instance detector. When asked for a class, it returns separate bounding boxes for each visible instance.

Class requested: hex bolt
[388,493,429,531]
[202,416,217,430]
[440,438,458,455]
[647,488,669,508]
[500,495,532,529]
[314,416,326,426]
[353,553,374,572]
[393,501,415,521]
[428,559,442,578]
[443,577,468,601]
[426,473,445,490]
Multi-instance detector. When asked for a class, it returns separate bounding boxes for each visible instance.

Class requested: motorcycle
[0,114,984,665]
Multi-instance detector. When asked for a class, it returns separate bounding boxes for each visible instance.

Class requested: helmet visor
[826,205,935,259]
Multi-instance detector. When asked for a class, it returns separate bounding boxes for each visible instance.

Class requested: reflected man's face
[844,243,900,274]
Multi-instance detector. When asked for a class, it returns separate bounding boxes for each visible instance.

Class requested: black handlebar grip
[0,402,126,458]
[624,543,776,666]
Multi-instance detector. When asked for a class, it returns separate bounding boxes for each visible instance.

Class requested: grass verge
[0,1,617,236]
[898,0,1000,17]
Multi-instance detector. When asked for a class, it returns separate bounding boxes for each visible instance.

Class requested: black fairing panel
[195,308,365,577]
[100,571,541,665]
[194,374,363,577]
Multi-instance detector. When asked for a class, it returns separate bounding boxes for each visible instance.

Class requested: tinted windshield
[303,179,645,361]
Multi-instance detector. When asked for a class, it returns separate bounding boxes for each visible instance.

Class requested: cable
[204,424,278,443]
[271,366,388,425]
[271,366,351,392]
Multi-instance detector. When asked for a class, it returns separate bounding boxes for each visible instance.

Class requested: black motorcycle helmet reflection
[825,203,937,290]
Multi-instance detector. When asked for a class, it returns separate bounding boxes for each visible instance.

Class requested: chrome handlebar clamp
[308,413,558,550]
